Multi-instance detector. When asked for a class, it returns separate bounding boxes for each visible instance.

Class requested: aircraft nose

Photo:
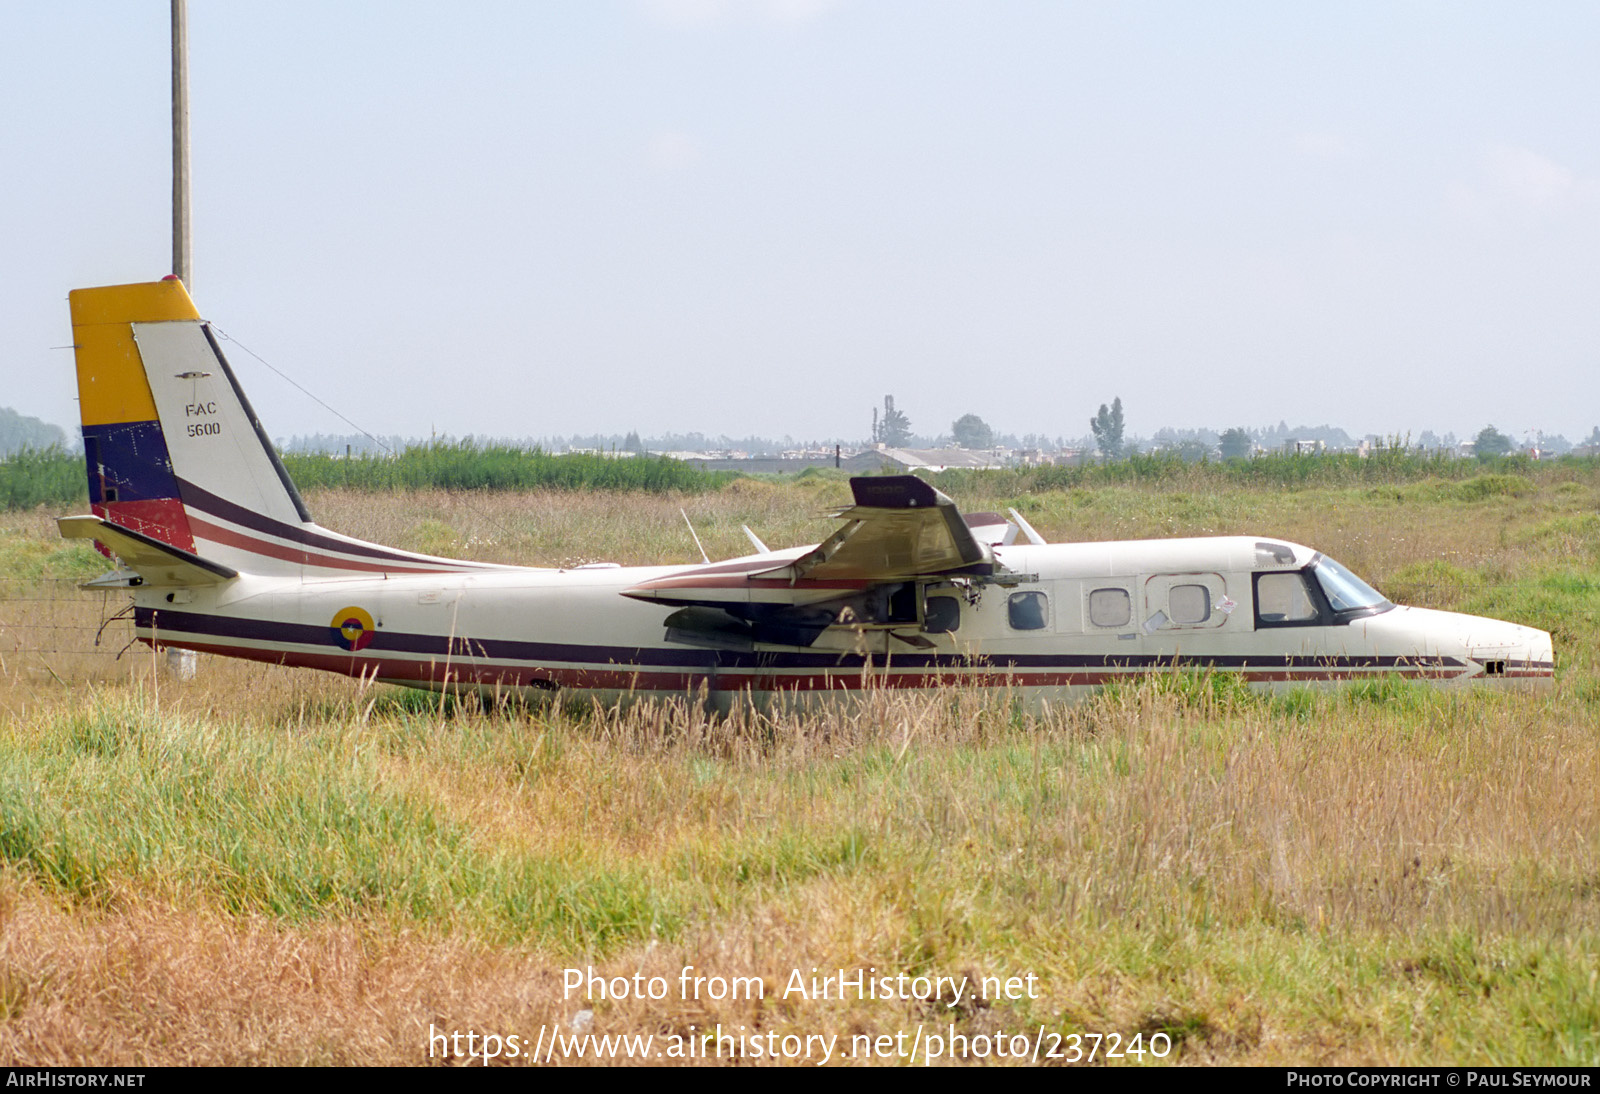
[1362,607,1553,684]
[1461,616,1553,682]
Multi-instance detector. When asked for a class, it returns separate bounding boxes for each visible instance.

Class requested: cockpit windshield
[1310,554,1391,616]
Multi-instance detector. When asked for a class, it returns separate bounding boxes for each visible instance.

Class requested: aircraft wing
[622,476,1018,648]
[758,475,991,583]
[59,515,238,587]
[623,476,996,612]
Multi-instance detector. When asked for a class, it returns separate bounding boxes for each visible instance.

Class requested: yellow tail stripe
[69,280,201,428]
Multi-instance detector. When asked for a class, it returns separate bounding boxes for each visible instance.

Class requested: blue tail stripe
[82,420,182,505]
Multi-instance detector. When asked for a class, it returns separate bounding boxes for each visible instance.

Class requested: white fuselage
[131,535,1554,709]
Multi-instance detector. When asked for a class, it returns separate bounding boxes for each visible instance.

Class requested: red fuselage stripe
[135,636,1543,691]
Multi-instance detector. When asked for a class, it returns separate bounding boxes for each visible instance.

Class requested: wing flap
[762,475,991,583]
[58,515,238,587]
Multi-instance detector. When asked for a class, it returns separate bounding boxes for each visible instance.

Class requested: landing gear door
[1140,573,1233,634]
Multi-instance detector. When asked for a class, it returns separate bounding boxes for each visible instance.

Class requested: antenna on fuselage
[1008,507,1048,546]
[681,509,710,564]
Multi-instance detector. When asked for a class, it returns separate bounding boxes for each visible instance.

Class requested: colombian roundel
[331,606,376,651]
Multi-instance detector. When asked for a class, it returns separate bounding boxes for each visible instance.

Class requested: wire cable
[210,326,395,455]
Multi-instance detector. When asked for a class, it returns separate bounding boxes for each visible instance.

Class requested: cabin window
[1255,541,1296,567]
[1008,591,1048,631]
[923,595,961,634]
[1087,587,1132,628]
[1255,572,1319,625]
[1169,584,1211,625]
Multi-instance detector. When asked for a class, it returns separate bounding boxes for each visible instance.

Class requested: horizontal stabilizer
[58,515,238,587]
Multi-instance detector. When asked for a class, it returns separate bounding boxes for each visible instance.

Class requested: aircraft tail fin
[73,279,206,556]
[68,279,493,578]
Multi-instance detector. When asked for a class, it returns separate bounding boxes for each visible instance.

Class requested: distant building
[659,443,1095,474]
[870,446,1011,472]
[1015,448,1061,467]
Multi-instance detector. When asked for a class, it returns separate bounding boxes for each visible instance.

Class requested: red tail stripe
[94,497,196,553]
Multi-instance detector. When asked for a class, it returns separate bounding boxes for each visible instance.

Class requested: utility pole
[168,0,200,682]
[171,0,191,287]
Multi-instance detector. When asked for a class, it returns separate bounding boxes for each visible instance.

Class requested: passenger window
[1255,572,1319,624]
[923,596,961,634]
[1088,588,1131,628]
[1008,591,1048,631]
[1169,584,1210,625]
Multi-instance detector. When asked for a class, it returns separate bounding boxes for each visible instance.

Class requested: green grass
[0,533,103,593]
[280,441,735,494]
[0,699,683,950]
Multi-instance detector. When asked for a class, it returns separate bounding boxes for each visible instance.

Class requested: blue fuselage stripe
[134,607,1474,672]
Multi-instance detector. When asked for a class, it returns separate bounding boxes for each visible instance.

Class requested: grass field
[0,470,1596,1066]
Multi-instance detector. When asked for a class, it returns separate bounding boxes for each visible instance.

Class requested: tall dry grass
[0,680,1594,1065]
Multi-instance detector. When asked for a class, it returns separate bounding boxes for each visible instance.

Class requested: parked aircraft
[59,279,1553,708]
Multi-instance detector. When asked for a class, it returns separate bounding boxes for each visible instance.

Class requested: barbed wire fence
[1,582,142,684]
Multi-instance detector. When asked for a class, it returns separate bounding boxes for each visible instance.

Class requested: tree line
[868,393,1597,461]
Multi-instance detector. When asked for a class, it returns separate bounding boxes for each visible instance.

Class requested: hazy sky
[5,2,1598,446]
